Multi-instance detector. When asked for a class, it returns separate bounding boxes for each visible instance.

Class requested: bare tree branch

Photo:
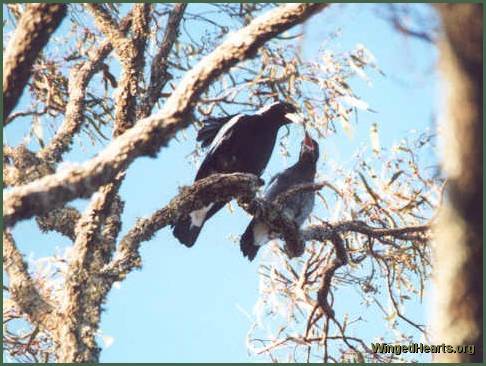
[316,232,348,318]
[3,231,54,330]
[301,221,429,242]
[139,3,187,118]
[87,4,151,136]
[103,173,263,280]
[36,206,81,241]
[85,4,134,61]
[4,107,49,125]
[113,3,150,135]
[3,3,67,122]
[3,145,54,187]
[4,3,327,228]
[101,194,124,250]
[37,13,133,163]
[54,175,125,362]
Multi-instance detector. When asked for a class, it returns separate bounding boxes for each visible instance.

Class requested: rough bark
[56,10,154,357]
[432,4,483,362]
[36,206,81,241]
[103,173,263,280]
[3,3,327,228]
[37,13,133,163]
[3,4,67,122]
[3,145,54,187]
[139,3,187,118]
[3,231,54,330]
[55,177,125,362]
[85,4,150,136]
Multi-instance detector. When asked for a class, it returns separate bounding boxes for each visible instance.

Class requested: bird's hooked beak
[284,111,305,125]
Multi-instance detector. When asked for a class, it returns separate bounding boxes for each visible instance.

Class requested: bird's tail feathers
[240,221,259,261]
[172,216,203,247]
[172,202,225,247]
[241,220,271,261]
[196,115,235,148]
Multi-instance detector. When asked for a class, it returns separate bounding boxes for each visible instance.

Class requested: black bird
[172,101,302,247]
[196,114,237,148]
[240,131,319,261]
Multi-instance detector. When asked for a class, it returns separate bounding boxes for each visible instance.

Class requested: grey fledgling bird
[240,131,319,261]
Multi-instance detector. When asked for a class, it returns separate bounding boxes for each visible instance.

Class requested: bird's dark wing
[264,164,315,223]
[240,219,262,261]
[284,191,315,226]
[196,114,237,148]
[264,169,294,201]
[172,201,226,247]
[195,114,248,180]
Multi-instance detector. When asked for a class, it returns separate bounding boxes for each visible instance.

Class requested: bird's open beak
[284,112,305,125]
[303,130,314,151]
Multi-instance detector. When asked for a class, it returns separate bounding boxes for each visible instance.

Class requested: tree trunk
[432,4,483,362]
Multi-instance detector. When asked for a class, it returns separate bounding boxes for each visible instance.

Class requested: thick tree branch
[3,4,67,122]
[101,195,124,251]
[85,4,135,62]
[432,4,483,362]
[111,4,149,135]
[139,3,187,118]
[301,221,429,242]
[54,175,124,362]
[128,3,151,121]
[3,145,54,187]
[103,173,263,280]
[4,3,327,228]
[54,176,125,361]
[87,4,151,136]
[36,207,81,241]
[3,231,54,330]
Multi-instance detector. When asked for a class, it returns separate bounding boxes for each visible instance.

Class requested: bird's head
[258,101,304,126]
[299,130,320,164]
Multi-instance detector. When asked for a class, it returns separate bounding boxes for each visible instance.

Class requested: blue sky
[3,4,439,362]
